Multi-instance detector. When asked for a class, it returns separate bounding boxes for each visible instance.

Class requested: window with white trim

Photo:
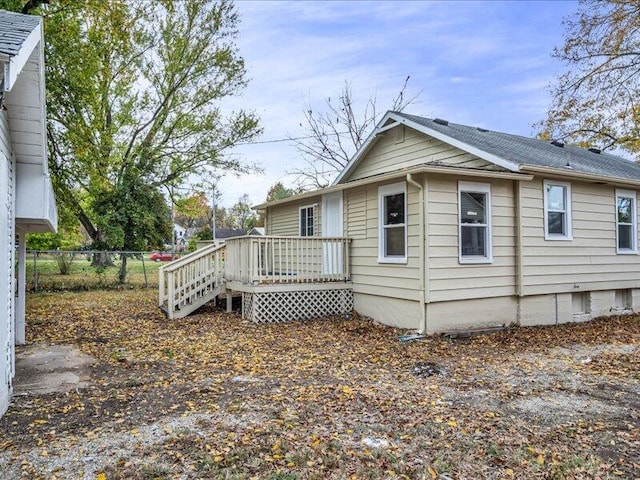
[378,182,407,263]
[299,205,315,237]
[458,182,492,263]
[544,181,572,240]
[616,189,637,254]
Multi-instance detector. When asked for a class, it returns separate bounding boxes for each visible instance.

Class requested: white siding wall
[346,180,422,302]
[266,196,322,236]
[0,108,14,417]
[521,178,640,295]
[427,175,517,302]
[346,126,497,182]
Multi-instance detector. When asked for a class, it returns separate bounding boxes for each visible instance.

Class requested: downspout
[515,181,524,324]
[406,173,427,334]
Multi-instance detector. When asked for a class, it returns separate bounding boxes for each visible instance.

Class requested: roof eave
[254,164,533,210]
[3,18,41,92]
[520,164,640,187]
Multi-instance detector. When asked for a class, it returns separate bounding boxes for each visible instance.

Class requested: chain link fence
[25,250,176,292]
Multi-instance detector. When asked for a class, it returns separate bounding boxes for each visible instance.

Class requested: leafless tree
[539,0,640,157]
[289,77,419,188]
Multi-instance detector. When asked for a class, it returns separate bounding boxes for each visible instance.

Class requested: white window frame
[615,189,638,254]
[458,181,493,264]
[543,180,573,241]
[299,204,315,237]
[377,182,407,264]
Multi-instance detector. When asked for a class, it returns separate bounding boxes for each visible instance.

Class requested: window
[544,181,572,240]
[616,189,637,254]
[458,182,492,263]
[378,182,407,263]
[299,205,315,237]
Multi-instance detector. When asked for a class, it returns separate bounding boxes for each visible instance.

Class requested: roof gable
[343,120,504,183]
[334,111,640,185]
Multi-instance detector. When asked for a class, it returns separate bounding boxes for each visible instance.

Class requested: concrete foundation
[353,293,421,330]
[354,288,640,334]
[425,296,519,334]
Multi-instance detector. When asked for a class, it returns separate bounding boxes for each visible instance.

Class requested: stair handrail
[159,243,226,316]
[160,242,225,273]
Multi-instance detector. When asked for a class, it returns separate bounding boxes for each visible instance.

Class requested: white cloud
[209,0,578,207]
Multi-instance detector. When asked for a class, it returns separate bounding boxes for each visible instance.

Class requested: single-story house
[0,10,57,418]
[254,111,640,332]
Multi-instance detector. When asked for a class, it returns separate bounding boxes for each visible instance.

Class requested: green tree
[5,0,260,276]
[92,173,172,282]
[254,181,301,228]
[540,0,640,155]
[229,194,256,230]
[175,192,211,232]
[265,182,300,202]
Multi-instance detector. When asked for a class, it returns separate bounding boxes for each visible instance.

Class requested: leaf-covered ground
[0,290,638,479]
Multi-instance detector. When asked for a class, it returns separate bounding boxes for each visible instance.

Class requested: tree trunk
[91,230,114,267]
[118,253,128,284]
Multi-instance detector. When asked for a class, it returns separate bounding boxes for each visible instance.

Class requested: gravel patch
[0,412,267,480]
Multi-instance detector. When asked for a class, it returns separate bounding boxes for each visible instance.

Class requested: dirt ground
[0,289,638,479]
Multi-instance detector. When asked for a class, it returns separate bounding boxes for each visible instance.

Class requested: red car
[149,252,179,262]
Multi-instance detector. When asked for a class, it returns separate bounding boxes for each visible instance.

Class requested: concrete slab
[13,344,96,395]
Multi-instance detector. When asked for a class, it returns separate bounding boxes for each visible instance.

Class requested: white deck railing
[159,243,226,315]
[224,236,351,284]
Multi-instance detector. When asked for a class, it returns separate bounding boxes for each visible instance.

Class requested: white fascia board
[392,113,521,173]
[521,164,640,187]
[332,111,398,185]
[3,19,42,92]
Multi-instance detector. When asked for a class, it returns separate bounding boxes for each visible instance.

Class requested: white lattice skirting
[242,287,353,323]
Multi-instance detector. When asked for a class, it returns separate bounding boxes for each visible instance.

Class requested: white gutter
[406,173,427,334]
[255,165,533,210]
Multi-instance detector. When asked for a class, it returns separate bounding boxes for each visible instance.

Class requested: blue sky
[215,0,579,207]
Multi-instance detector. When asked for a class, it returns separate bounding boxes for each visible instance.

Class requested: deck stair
[160,236,353,322]
[159,243,226,319]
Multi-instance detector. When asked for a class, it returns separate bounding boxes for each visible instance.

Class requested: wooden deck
[159,236,353,322]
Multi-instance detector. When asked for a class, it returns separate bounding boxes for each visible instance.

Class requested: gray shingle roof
[0,10,40,57]
[215,228,246,239]
[394,112,640,181]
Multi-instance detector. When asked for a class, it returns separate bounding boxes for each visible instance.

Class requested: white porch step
[162,281,226,319]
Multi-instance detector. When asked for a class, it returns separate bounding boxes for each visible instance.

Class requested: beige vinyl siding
[427,175,517,302]
[521,178,640,295]
[266,196,322,236]
[345,180,422,301]
[346,126,499,182]
[345,190,366,239]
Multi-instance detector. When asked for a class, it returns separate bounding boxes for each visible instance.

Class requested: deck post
[226,289,232,313]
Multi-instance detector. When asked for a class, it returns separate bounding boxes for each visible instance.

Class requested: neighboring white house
[173,223,187,251]
[0,10,57,418]
[257,111,640,333]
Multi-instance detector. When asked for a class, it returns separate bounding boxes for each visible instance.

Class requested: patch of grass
[27,256,161,291]
[547,454,600,479]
